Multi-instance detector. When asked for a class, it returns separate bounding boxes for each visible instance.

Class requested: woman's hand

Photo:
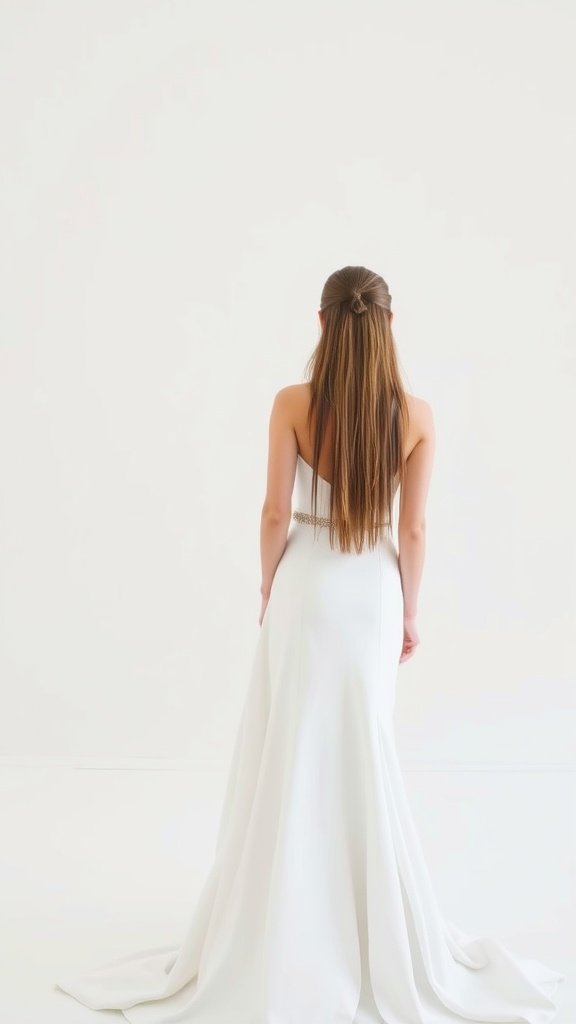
[258,591,270,627]
[399,615,419,663]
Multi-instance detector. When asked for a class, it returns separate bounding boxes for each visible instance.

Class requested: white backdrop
[1,0,574,773]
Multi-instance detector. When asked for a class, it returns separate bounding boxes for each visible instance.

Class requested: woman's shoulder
[271,382,309,404]
[270,383,312,419]
[405,391,433,421]
[276,382,310,398]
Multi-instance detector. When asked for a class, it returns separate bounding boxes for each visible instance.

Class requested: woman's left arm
[259,387,297,621]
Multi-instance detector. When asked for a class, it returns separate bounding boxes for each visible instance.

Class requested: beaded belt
[292,510,390,529]
[292,509,331,527]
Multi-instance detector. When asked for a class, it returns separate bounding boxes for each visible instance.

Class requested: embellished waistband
[292,510,391,529]
[292,509,331,527]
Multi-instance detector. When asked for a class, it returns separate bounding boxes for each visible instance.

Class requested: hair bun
[350,289,368,314]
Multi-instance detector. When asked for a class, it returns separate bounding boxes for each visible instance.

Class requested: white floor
[1,763,574,1023]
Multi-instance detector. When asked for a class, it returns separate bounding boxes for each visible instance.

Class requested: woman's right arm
[398,399,435,659]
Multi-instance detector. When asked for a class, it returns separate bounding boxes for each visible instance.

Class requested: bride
[56,264,565,1023]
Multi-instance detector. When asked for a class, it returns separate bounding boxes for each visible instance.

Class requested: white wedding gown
[56,453,565,1023]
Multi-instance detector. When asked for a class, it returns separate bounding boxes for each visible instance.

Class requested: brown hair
[303,265,409,553]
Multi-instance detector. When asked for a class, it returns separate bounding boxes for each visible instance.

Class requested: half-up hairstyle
[303,265,409,553]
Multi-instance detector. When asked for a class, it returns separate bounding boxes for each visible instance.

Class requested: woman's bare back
[289,382,431,492]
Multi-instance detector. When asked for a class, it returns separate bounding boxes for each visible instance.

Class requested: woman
[56,265,565,1023]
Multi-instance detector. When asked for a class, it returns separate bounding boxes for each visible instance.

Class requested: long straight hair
[303,265,409,553]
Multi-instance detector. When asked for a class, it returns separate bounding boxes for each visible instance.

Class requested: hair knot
[350,289,368,314]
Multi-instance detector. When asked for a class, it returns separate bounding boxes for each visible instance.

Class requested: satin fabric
[56,453,565,1023]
